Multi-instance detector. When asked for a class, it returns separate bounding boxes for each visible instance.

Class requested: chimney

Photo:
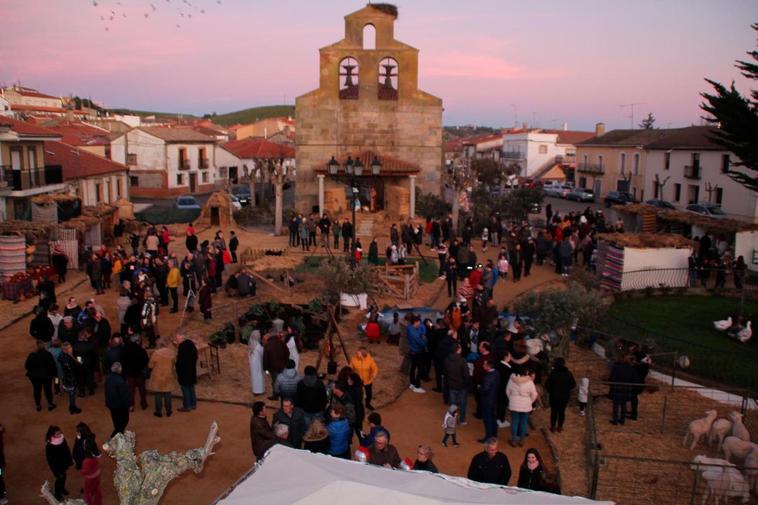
[595,122,606,136]
[562,122,568,131]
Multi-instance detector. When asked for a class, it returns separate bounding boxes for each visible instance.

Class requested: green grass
[602,296,758,391]
[295,255,439,284]
[213,105,295,126]
[107,108,198,119]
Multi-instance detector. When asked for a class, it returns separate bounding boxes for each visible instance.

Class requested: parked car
[645,199,676,209]
[175,195,201,210]
[567,187,595,202]
[604,191,635,207]
[232,185,252,206]
[230,194,242,211]
[686,203,727,219]
[542,181,564,198]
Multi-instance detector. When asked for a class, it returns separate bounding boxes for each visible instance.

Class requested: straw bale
[597,232,694,249]
[613,204,758,233]
[31,193,79,205]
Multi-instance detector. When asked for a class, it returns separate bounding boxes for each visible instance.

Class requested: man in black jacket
[105,362,130,437]
[478,359,500,442]
[608,354,638,425]
[175,334,198,412]
[25,340,58,411]
[121,335,149,411]
[295,366,327,428]
[341,219,353,252]
[467,438,511,485]
[273,399,306,448]
[433,327,457,401]
[229,230,240,263]
[444,343,470,423]
[30,306,55,344]
[544,357,576,432]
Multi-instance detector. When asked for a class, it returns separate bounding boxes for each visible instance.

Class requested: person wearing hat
[302,418,330,454]
[442,404,459,447]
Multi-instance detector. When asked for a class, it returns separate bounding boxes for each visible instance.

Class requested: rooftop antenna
[510,104,518,128]
[619,103,645,129]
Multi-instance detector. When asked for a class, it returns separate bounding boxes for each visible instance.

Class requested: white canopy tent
[214,445,614,505]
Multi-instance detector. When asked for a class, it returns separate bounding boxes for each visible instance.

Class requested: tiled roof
[9,104,80,114]
[314,150,420,175]
[7,88,59,100]
[44,141,128,179]
[577,128,683,147]
[462,133,503,146]
[644,126,725,151]
[0,117,61,138]
[221,138,295,159]
[40,121,111,147]
[541,130,596,145]
[193,125,228,137]
[138,126,215,143]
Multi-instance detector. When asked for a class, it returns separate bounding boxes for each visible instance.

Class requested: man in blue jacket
[477,358,500,442]
[406,318,427,393]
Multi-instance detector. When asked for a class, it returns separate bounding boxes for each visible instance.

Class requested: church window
[378,57,398,100]
[363,24,376,50]
[339,57,359,100]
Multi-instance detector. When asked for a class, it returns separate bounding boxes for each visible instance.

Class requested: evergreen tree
[700,23,758,191]
[638,112,656,129]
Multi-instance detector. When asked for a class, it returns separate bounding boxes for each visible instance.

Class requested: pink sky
[1,0,756,130]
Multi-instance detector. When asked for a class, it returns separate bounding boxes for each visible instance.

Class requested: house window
[130,176,139,187]
[633,153,640,175]
[664,152,671,170]
[674,183,681,202]
[378,57,398,100]
[579,177,587,188]
[95,182,102,203]
[116,178,122,197]
[219,167,227,178]
[199,147,208,169]
[597,154,604,169]
[339,57,359,100]
[538,145,548,154]
[27,147,37,169]
[619,153,626,174]
[177,173,184,185]
[716,187,723,205]
[582,154,588,168]
[688,184,700,204]
[692,152,700,169]
[201,171,208,183]
[653,181,659,199]
[179,148,189,170]
[127,153,137,165]
[721,154,730,173]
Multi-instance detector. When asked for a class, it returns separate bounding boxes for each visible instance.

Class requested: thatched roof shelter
[195,190,235,228]
[612,204,758,233]
[597,232,694,249]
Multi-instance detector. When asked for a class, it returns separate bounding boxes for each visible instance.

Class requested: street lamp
[325,154,381,261]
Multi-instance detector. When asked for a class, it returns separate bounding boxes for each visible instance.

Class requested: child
[481,227,489,252]
[360,412,390,447]
[80,436,102,505]
[442,404,459,447]
[578,377,589,416]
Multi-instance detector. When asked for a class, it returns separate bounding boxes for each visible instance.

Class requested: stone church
[295,3,443,216]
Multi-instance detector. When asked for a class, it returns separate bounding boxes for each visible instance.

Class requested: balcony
[577,163,605,174]
[684,165,701,179]
[1,165,62,191]
[199,157,210,169]
[178,159,190,170]
[502,151,524,160]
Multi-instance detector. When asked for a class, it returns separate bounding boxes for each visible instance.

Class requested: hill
[108,108,197,119]
[212,105,295,126]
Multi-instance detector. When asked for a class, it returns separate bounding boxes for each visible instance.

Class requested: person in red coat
[80,437,102,505]
[365,318,381,344]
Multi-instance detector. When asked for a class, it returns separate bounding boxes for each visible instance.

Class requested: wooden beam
[250,271,287,294]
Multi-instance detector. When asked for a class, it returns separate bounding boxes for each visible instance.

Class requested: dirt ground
[1,226,567,505]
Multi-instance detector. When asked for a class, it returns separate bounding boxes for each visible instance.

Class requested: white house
[111,126,217,198]
[0,96,11,117]
[44,140,130,206]
[644,126,758,223]
[502,128,594,178]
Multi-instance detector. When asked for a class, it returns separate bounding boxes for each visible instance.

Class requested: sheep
[691,455,750,505]
[728,411,752,442]
[709,417,733,447]
[684,410,718,450]
[722,436,758,464]
[745,449,758,494]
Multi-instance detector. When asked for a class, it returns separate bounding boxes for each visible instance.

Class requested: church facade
[295,4,443,216]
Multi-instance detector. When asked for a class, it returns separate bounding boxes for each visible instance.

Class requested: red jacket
[469,268,483,288]
[365,321,381,343]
